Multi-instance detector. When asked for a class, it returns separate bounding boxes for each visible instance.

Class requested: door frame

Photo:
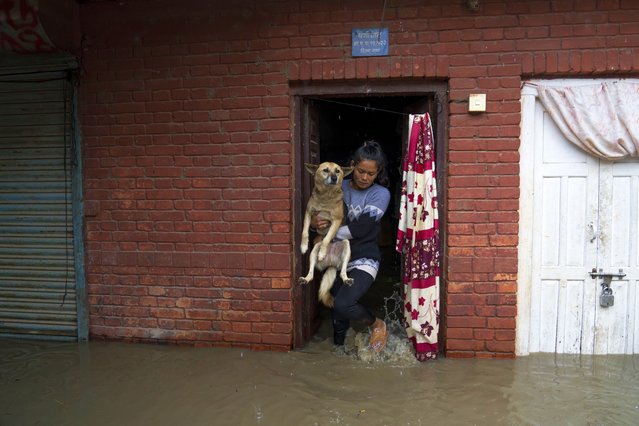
[518,81,542,356]
[290,80,449,349]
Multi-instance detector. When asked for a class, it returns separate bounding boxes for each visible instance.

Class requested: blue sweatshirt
[336,179,391,279]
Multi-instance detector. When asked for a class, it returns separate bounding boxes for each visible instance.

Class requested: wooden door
[520,82,639,354]
[292,98,321,348]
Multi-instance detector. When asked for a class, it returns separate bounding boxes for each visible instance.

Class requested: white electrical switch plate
[468,93,486,112]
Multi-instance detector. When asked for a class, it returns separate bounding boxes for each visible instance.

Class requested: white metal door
[519,81,639,355]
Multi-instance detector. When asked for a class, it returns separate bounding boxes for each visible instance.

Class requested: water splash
[343,321,416,365]
[327,287,418,364]
[382,286,405,327]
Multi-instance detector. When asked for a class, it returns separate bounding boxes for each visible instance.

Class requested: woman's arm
[337,186,390,240]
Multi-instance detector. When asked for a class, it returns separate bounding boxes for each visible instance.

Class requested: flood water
[1,329,638,426]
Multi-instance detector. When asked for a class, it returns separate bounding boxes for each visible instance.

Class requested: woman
[311,140,391,353]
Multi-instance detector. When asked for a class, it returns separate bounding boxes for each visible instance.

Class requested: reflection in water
[1,338,638,425]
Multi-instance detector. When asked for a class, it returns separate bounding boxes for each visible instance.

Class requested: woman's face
[351,159,379,190]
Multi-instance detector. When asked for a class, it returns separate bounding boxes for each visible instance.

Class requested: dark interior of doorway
[313,95,430,333]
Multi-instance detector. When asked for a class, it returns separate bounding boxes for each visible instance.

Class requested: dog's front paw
[300,242,308,254]
[344,278,354,286]
[298,277,310,285]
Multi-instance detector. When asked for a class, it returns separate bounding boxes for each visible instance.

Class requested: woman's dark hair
[351,139,389,187]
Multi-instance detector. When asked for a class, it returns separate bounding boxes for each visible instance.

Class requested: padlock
[600,286,614,307]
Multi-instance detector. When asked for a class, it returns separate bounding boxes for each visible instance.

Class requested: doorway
[291,81,448,348]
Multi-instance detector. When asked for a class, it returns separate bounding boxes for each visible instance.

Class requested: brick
[261,333,291,345]
[446,305,475,316]
[447,339,486,351]
[271,301,292,312]
[447,328,474,339]
[223,311,260,322]
[487,317,516,329]
[473,329,495,340]
[488,235,518,247]
[261,312,292,322]
[486,340,515,353]
[150,308,185,319]
[449,235,490,247]
[474,282,497,294]
[224,332,261,344]
[473,257,495,273]
[447,316,487,328]
[488,294,517,305]
[445,350,475,359]
[448,259,473,274]
[271,278,291,289]
[496,306,517,317]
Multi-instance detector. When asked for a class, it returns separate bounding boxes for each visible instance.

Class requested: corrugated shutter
[0,66,77,341]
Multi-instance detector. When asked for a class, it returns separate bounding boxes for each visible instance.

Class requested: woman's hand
[310,213,331,232]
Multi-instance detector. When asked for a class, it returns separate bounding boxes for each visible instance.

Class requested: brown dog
[299,162,354,307]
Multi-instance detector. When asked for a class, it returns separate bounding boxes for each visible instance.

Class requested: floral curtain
[534,80,639,161]
[396,113,440,361]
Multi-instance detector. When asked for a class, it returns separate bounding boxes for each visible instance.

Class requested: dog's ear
[304,163,319,175]
[342,166,354,177]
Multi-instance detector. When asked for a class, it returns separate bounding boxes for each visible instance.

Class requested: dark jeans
[330,268,376,345]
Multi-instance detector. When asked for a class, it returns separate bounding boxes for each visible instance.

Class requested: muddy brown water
[1,328,638,426]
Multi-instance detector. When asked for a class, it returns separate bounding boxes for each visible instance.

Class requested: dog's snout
[329,175,338,184]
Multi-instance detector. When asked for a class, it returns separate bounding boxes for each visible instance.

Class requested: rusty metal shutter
[0,65,78,341]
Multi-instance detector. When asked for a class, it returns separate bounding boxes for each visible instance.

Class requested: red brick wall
[78,0,639,355]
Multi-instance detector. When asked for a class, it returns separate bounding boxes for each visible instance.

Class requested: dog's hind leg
[298,242,321,285]
[318,266,337,307]
[339,240,353,286]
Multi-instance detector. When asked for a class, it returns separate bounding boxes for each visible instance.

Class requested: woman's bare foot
[369,318,388,354]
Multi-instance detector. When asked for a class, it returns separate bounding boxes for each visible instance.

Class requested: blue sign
[352,28,389,57]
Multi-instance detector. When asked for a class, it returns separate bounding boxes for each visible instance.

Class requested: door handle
[588,222,597,243]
